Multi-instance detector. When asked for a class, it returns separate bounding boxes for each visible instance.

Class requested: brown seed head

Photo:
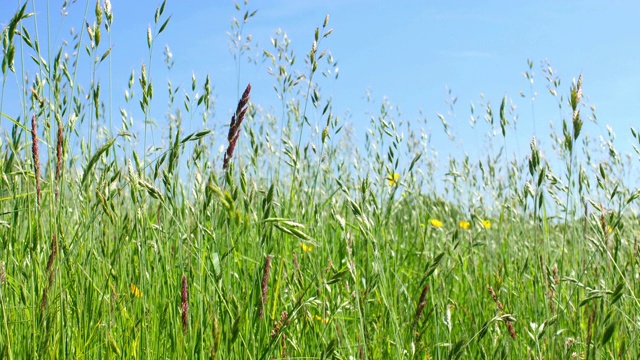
[31,115,41,205]
[181,274,189,333]
[413,283,430,328]
[223,83,251,171]
[259,254,271,319]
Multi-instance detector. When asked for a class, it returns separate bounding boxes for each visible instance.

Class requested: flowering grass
[1,1,640,359]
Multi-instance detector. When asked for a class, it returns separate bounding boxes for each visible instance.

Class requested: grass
[2,1,640,359]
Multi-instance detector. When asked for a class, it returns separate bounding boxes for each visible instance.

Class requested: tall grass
[1,1,640,359]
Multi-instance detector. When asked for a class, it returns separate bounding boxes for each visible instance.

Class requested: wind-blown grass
[1,1,640,359]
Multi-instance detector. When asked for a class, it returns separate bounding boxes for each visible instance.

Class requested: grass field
[2,1,640,359]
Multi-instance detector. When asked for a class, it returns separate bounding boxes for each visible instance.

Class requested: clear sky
[2,1,640,174]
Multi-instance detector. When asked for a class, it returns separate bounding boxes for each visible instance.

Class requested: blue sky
[2,1,640,175]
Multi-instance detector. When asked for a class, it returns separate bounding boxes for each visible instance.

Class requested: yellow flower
[387,173,400,186]
[606,225,613,233]
[481,220,491,229]
[314,314,329,324]
[459,220,471,230]
[301,243,313,252]
[130,284,143,298]
[429,219,443,228]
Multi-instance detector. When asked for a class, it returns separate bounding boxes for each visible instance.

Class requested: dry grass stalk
[223,83,251,171]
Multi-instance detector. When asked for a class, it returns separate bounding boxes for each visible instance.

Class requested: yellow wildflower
[387,173,400,186]
[481,220,491,229]
[459,220,471,230]
[301,243,313,252]
[429,219,443,228]
[130,284,143,298]
[314,314,329,324]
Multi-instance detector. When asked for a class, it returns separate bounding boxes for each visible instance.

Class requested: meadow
[1,1,640,359]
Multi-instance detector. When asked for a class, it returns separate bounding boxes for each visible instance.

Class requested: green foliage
[1,1,639,359]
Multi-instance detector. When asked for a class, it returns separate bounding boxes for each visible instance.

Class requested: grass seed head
[0,262,5,286]
[31,115,41,206]
[223,83,251,171]
[259,254,271,319]
[181,274,189,333]
[413,284,430,329]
